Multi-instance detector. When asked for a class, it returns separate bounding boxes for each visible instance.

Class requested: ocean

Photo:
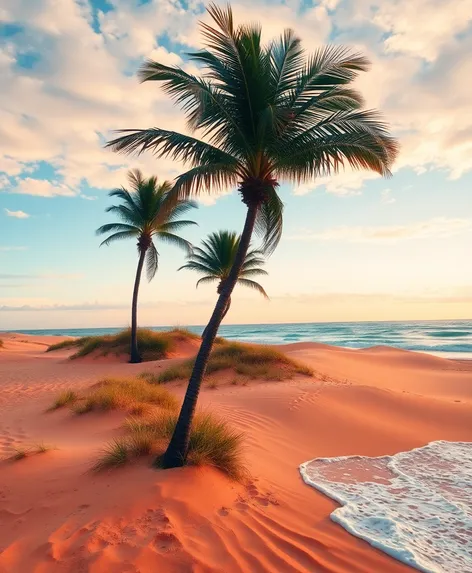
[300,440,472,573]
[8,319,472,359]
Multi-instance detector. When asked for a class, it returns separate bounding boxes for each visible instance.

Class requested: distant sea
[8,319,472,359]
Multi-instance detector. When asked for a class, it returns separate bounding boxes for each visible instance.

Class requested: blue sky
[1,0,471,329]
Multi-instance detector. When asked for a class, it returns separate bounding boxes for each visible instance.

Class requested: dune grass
[48,389,78,411]
[158,341,313,383]
[45,338,77,352]
[50,377,178,415]
[94,410,245,479]
[46,327,200,361]
[0,339,4,349]
[137,371,161,384]
[10,442,55,461]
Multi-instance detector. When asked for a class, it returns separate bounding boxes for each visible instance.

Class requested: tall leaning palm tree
[96,169,197,363]
[107,4,398,466]
[180,230,268,336]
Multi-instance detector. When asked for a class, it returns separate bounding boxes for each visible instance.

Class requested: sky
[1,0,471,330]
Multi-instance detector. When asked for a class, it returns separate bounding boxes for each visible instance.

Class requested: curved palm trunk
[130,248,146,363]
[201,296,231,340]
[161,204,258,468]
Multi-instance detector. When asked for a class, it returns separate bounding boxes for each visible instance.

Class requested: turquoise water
[6,319,472,359]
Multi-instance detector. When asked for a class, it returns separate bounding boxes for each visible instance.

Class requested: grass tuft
[98,410,245,479]
[137,371,161,384]
[92,439,129,471]
[46,338,78,352]
[48,389,78,411]
[10,442,55,461]
[52,377,179,415]
[13,447,29,460]
[46,327,200,362]
[35,442,54,453]
[158,341,313,383]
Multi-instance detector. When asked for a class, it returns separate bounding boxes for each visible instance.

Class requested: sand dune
[0,335,471,572]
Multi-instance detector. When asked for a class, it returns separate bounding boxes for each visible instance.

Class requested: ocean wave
[407,344,472,353]
[12,320,472,358]
[300,441,472,573]
[427,331,471,338]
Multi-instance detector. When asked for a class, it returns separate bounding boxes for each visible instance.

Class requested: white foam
[299,441,472,573]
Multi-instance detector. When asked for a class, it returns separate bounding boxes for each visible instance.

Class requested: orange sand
[0,333,471,572]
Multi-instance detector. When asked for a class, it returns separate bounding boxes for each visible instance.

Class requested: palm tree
[96,169,197,363]
[107,4,398,466]
[180,230,268,336]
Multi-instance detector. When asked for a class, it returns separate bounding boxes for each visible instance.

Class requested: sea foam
[300,441,472,573]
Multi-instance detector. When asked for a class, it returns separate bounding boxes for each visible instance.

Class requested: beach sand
[0,333,471,573]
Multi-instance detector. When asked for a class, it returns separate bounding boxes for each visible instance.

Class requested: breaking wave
[300,441,472,573]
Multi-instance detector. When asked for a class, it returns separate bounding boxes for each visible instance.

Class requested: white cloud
[4,208,30,219]
[381,189,396,204]
[294,171,380,196]
[0,0,471,202]
[13,178,75,197]
[372,0,472,61]
[290,217,472,243]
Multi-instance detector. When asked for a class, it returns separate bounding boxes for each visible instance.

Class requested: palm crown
[180,230,268,298]
[96,169,197,280]
[107,3,398,253]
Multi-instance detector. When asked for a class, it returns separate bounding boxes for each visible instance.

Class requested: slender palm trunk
[201,296,231,340]
[161,204,258,468]
[130,248,146,363]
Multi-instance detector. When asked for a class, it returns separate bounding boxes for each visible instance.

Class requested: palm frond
[106,128,237,168]
[255,190,284,255]
[239,267,269,277]
[172,163,239,199]
[270,28,304,100]
[196,275,219,288]
[157,232,193,254]
[145,242,159,281]
[236,278,269,299]
[178,260,215,274]
[99,230,138,247]
[96,223,140,236]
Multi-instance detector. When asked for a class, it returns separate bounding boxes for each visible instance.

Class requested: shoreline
[0,335,471,572]
[2,321,472,362]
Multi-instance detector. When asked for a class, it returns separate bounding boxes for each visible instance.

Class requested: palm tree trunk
[130,248,146,363]
[160,204,258,468]
[201,296,231,339]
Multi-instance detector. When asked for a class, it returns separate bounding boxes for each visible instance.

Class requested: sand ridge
[0,335,471,572]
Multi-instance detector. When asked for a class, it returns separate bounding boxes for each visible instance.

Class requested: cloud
[290,217,472,243]
[371,0,472,61]
[0,0,471,202]
[0,302,128,312]
[4,208,30,218]
[0,246,27,251]
[381,189,396,204]
[294,171,380,196]
[0,272,83,280]
[13,178,75,197]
